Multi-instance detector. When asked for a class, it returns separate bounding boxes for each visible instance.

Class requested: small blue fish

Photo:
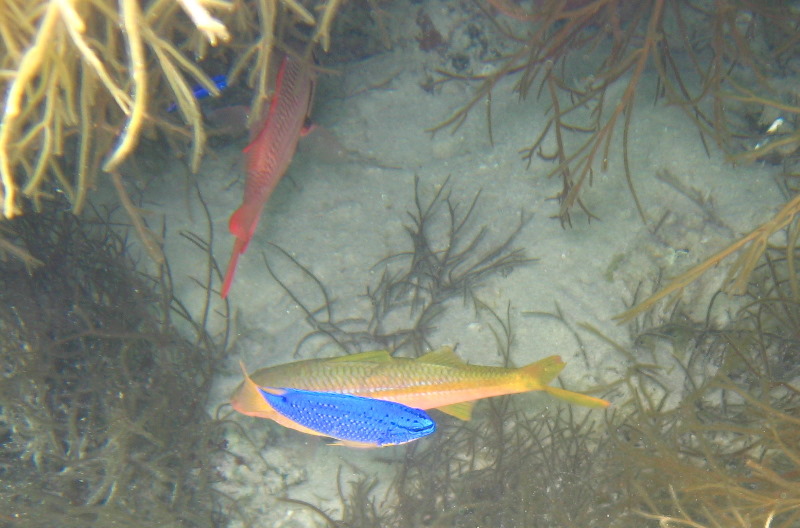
[258,387,436,447]
[167,74,228,113]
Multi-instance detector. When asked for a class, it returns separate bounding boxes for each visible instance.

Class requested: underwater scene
[2,0,800,527]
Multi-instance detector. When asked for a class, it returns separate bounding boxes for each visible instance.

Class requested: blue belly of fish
[260,387,436,446]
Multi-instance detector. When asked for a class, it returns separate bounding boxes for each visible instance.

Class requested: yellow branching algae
[0,0,346,221]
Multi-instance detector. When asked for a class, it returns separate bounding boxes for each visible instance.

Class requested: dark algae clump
[0,203,227,527]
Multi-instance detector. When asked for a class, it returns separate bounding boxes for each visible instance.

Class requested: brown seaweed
[295,190,800,528]
[261,176,535,357]
[432,1,800,225]
[0,196,230,527]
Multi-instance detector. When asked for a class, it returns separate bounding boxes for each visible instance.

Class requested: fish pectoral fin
[436,401,476,421]
[300,120,317,137]
[417,346,464,367]
[328,350,393,363]
[545,386,610,409]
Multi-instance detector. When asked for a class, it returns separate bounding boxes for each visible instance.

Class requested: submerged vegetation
[0,198,229,527]
[610,231,800,528]
[281,192,800,528]
[430,0,800,323]
[437,0,800,224]
[263,176,535,358]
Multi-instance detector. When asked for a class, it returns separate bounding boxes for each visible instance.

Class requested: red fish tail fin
[220,238,244,299]
[221,203,263,298]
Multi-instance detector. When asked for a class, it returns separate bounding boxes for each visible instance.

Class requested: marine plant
[614,190,800,322]
[0,196,230,527]
[263,176,535,357]
[285,204,800,528]
[431,0,800,326]
[433,0,800,225]
[610,228,800,528]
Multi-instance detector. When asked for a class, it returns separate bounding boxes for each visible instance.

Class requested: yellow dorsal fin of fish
[417,346,465,367]
[328,350,393,362]
[436,401,476,421]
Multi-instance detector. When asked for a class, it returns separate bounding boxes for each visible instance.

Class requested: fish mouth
[402,418,436,436]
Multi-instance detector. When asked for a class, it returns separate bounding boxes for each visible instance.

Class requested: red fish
[221,54,315,298]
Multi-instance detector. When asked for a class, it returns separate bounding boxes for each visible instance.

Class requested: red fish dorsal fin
[417,346,464,367]
[228,203,262,250]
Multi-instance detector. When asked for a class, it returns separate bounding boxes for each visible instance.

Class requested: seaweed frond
[0,196,230,527]
[612,236,800,528]
[615,191,800,323]
[432,1,800,225]
[259,176,535,357]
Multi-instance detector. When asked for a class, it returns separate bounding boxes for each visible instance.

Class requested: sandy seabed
[133,2,785,525]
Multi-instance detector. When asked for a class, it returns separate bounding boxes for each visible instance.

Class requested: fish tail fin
[221,238,244,299]
[521,355,566,388]
[544,386,611,408]
[229,202,263,252]
[230,362,275,418]
[221,203,263,298]
[521,355,610,408]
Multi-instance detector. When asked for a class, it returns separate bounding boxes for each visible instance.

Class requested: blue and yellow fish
[233,348,609,424]
[259,387,436,447]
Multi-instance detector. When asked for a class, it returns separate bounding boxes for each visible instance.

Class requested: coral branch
[0,2,60,218]
[102,0,148,173]
[110,170,164,265]
[176,0,232,46]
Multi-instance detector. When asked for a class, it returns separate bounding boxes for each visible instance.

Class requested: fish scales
[221,53,314,298]
[244,350,542,411]
[244,56,313,198]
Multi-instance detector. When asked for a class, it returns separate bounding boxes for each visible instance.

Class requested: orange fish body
[232,347,609,421]
[221,54,315,298]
